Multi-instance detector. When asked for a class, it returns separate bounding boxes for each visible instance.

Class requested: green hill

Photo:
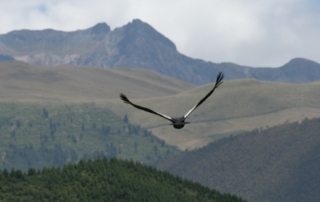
[158,118,320,202]
[0,103,179,170]
[0,158,245,202]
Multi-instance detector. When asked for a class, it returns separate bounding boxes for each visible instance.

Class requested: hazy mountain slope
[0,159,245,202]
[158,118,320,202]
[0,23,111,64]
[251,58,320,83]
[115,79,320,149]
[1,20,320,84]
[0,61,192,102]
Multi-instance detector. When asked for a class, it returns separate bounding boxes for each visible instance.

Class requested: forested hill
[0,103,179,170]
[159,118,320,202]
[0,158,245,202]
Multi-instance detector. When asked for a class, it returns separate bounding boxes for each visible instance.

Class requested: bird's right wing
[183,72,224,119]
[120,93,173,122]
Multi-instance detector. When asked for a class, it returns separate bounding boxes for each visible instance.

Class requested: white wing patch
[157,112,173,121]
[183,105,197,119]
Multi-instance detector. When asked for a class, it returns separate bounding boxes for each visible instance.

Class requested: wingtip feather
[120,93,130,103]
[216,72,224,85]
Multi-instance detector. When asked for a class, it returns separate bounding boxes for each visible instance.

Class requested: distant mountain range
[1,19,320,84]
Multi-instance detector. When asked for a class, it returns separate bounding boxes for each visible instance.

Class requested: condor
[120,72,224,129]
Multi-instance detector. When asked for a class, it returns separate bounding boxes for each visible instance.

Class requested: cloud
[0,0,319,66]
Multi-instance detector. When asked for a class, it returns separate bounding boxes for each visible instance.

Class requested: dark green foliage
[0,158,245,202]
[0,103,179,170]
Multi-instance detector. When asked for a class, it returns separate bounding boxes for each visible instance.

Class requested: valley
[1,19,320,202]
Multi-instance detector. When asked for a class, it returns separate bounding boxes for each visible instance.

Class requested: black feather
[216,72,224,87]
[120,93,130,104]
[183,72,224,119]
[119,93,173,121]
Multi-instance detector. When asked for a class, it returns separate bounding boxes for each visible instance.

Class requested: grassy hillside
[2,60,320,150]
[0,158,245,202]
[116,79,320,149]
[0,61,192,102]
[158,118,320,202]
[0,103,179,170]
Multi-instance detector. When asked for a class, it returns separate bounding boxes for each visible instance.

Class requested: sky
[0,0,320,67]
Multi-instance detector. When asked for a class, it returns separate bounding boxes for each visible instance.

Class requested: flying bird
[120,72,224,129]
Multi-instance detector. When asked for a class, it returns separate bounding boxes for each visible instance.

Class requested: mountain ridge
[1,19,320,84]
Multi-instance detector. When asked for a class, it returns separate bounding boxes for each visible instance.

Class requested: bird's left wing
[183,72,224,119]
[120,93,173,122]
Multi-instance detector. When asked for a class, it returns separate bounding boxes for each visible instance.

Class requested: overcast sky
[1,0,320,67]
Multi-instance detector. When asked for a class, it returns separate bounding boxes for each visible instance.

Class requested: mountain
[0,158,245,202]
[158,118,320,202]
[0,54,14,62]
[1,19,320,84]
[250,58,320,83]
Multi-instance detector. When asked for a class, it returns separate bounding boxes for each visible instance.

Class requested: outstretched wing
[120,93,173,122]
[183,72,224,119]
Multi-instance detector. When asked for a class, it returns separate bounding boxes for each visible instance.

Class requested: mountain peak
[89,22,111,34]
[283,57,320,69]
[131,18,145,24]
[120,19,177,50]
[124,18,155,31]
[129,19,149,27]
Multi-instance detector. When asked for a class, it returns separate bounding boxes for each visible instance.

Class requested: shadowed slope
[158,118,320,202]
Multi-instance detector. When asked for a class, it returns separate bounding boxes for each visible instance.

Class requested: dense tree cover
[159,118,320,202]
[0,103,179,170]
[0,158,245,202]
